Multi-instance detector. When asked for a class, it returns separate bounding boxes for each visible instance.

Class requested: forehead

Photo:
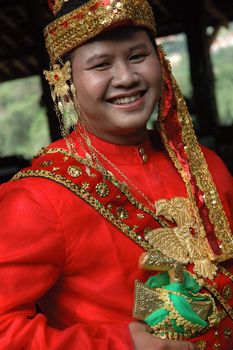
[71,26,152,60]
[87,26,148,43]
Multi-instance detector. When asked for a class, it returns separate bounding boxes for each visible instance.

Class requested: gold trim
[134,280,223,340]
[158,48,233,262]
[43,147,166,226]
[12,169,152,250]
[204,283,233,320]
[174,83,233,260]
[218,265,233,283]
[44,0,156,63]
[187,271,233,320]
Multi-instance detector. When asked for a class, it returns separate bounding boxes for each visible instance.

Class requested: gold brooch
[44,62,71,98]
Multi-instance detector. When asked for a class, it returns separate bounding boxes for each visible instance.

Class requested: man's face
[72,26,162,145]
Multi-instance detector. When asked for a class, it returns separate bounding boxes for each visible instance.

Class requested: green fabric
[144,271,211,336]
[145,308,169,325]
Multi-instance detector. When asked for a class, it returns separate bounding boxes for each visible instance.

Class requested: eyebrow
[85,43,149,65]
[86,54,110,65]
[128,43,148,52]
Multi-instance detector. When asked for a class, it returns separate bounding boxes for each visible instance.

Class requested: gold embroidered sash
[12,148,233,321]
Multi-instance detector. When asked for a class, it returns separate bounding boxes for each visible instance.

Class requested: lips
[108,90,147,105]
[111,93,141,105]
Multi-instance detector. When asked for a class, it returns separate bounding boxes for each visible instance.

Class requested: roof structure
[0,0,232,83]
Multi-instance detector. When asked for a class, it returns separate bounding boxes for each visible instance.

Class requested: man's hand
[129,322,199,350]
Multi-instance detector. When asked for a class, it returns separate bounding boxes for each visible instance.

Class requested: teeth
[112,93,141,105]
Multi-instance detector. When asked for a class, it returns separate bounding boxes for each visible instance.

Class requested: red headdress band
[157,46,233,262]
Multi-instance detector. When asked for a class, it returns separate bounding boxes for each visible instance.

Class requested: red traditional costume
[0,0,233,348]
[0,129,232,349]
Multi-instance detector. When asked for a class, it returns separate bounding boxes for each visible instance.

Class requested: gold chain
[75,122,157,213]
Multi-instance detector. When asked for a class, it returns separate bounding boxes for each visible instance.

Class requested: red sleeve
[202,145,233,230]
[0,180,133,350]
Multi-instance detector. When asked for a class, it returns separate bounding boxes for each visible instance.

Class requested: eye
[93,62,111,70]
[129,53,147,62]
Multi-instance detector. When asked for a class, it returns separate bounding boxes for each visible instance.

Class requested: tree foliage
[0,25,232,158]
[0,76,50,158]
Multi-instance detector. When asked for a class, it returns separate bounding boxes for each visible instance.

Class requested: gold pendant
[145,197,218,280]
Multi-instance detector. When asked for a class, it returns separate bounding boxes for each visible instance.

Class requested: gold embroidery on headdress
[44,0,156,63]
[48,0,70,16]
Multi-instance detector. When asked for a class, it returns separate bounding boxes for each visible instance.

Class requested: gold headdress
[44,0,156,64]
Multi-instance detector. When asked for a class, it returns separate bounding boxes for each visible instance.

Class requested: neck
[78,121,148,146]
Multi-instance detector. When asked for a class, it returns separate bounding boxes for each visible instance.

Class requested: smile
[111,93,142,105]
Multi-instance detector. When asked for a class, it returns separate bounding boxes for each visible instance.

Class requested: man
[0,0,232,349]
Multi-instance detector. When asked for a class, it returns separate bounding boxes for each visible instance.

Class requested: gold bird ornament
[144,197,218,280]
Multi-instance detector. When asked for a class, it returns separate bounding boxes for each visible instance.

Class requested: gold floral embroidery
[95,183,110,197]
[196,340,206,350]
[224,327,232,341]
[222,285,232,300]
[67,165,82,177]
[81,182,89,190]
[116,207,129,220]
[41,160,53,167]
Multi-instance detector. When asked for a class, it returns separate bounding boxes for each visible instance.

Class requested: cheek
[151,60,162,86]
[73,72,109,104]
[141,57,162,89]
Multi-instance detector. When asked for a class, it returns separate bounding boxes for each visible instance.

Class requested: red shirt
[0,131,232,349]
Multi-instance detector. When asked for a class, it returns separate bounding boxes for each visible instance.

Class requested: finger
[145,325,154,334]
[187,342,198,350]
[177,341,197,350]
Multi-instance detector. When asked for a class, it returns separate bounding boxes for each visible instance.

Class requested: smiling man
[0,0,232,349]
[71,27,162,145]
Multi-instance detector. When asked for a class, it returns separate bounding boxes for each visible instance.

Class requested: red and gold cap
[44,0,156,64]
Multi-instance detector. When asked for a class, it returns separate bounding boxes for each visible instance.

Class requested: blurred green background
[0,24,232,159]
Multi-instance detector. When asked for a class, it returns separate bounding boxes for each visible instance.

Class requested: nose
[111,61,138,88]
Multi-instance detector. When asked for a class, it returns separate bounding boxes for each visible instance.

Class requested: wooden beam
[183,0,219,136]
[25,0,61,142]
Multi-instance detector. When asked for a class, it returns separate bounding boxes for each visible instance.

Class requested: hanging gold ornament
[44,62,72,98]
